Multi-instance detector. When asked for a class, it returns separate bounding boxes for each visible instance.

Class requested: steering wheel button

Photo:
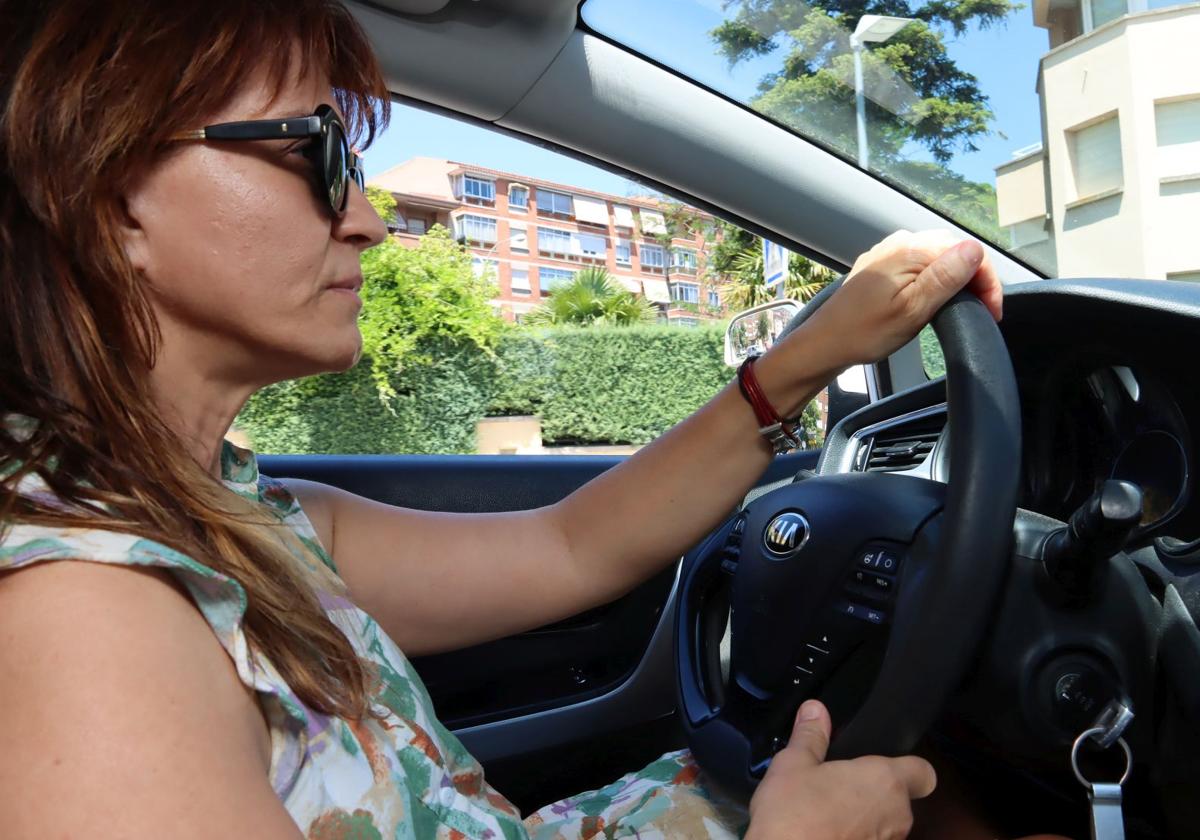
[836,599,887,624]
[877,550,900,573]
[851,570,894,593]
[858,546,903,573]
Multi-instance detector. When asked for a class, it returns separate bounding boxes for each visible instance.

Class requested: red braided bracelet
[736,355,801,455]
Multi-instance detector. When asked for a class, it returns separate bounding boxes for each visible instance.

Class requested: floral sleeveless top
[0,429,746,839]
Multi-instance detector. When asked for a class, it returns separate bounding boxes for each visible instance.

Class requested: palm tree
[723,244,836,310]
[524,267,658,327]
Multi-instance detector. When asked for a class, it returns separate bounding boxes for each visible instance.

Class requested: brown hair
[0,0,390,719]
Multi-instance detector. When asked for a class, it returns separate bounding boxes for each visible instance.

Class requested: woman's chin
[290,334,363,378]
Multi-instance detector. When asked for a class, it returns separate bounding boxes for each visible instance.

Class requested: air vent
[853,414,944,473]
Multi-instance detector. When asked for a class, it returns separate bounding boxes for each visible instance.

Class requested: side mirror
[724,300,803,367]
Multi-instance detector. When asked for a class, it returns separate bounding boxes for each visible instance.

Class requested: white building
[995,1,1200,280]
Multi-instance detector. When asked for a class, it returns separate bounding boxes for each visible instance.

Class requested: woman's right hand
[746,700,937,840]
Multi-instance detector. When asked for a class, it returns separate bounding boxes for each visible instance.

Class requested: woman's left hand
[787,230,1003,373]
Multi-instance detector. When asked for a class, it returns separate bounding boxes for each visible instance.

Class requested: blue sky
[364,0,1050,197]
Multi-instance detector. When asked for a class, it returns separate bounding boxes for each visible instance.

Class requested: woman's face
[121,62,387,387]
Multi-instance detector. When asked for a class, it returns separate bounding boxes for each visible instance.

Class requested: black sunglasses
[171,104,364,216]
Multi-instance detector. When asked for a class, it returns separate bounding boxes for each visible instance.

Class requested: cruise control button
[852,570,893,593]
[836,599,887,624]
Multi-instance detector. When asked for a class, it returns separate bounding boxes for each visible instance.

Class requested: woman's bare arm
[0,561,304,839]
[285,350,821,656]
[288,234,998,656]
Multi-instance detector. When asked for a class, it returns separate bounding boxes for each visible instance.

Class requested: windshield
[582,0,1200,282]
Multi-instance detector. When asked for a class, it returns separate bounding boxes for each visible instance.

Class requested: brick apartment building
[367,158,727,324]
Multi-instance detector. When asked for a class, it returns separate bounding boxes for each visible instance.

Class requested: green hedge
[237,325,770,454]
[236,346,494,455]
[506,326,729,444]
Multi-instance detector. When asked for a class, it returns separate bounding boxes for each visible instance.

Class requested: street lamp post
[850,14,915,171]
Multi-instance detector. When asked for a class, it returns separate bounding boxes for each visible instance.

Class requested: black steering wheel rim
[675,289,1021,799]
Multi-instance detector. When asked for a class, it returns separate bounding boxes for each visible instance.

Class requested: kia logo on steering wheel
[763,511,810,558]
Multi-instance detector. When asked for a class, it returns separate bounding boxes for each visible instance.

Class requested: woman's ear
[116,190,153,277]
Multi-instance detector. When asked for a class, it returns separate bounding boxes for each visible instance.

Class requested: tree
[357,225,506,399]
[709,220,837,309]
[523,267,659,327]
[711,0,1017,239]
[365,185,399,223]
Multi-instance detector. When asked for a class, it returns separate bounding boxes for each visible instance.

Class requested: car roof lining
[349,0,1036,285]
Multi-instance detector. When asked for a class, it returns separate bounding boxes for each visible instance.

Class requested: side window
[232,102,837,456]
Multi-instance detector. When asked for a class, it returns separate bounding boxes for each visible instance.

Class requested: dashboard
[1005,283,1200,545]
[810,279,1200,840]
[820,278,1200,545]
[1022,361,1193,538]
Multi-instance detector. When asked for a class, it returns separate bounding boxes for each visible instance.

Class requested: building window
[1085,0,1126,30]
[670,316,700,328]
[458,174,495,206]
[511,268,531,295]
[537,226,572,256]
[670,281,700,303]
[536,189,573,218]
[471,257,498,279]
[407,218,428,236]
[1069,115,1123,200]
[576,232,607,260]
[641,243,666,273]
[509,185,529,209]
[458,214,497,244]
[707,289,720,308]
[639,209,668,235]
[573,195,611,227]
[508,223,529,252]
[671,248,698,273]
[1008,218,1050,249]
[615,238,632,265]
[1155,97,1200,178]
[539,267,575,295]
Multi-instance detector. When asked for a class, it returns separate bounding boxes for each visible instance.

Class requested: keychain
[1070,699,1134,840]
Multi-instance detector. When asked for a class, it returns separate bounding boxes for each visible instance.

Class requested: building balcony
[537,248,606,266]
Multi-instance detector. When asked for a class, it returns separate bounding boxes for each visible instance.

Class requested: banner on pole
[763,239,789,289]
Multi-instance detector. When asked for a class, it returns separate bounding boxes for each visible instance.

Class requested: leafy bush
[236,324,829,454]
[357,226,504,398]
[237,345,494,455]
[507,326,730,444]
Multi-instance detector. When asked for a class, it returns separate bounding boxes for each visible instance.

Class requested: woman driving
[0,2,1038,838]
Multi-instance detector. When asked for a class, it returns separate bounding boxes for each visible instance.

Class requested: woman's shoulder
[0,558,291,838]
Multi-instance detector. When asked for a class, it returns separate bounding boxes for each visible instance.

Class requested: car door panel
[258,449,819,783]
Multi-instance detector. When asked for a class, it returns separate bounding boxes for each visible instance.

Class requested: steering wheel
[675,289,1021,799]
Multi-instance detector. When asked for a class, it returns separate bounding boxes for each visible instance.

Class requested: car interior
[258,1,1200,836]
